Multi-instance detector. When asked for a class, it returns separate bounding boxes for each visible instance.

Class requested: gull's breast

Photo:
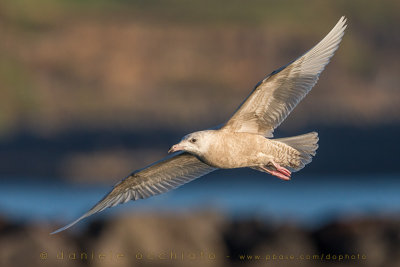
[202,132,266,169]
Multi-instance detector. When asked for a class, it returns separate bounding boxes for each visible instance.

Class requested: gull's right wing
[51,152,216,234]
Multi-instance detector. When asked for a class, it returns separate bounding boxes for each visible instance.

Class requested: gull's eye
[190,138,197,143]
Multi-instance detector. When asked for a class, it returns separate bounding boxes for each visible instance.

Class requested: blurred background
[1,0,399,266]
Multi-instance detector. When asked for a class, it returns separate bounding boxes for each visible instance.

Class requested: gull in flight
[51,16,347,234]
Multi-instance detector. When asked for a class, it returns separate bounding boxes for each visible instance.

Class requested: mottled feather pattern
[50,153,215,234]
[51,17,345,234]
[223,16,347,137]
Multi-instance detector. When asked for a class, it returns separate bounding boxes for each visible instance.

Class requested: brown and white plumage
[223,16,347,137]
[51,17,346,234]
[51,153,215,234]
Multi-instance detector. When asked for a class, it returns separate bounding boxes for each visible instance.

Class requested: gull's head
[168,130,213,156]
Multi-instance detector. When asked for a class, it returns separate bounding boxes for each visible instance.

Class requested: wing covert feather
[223,16,347,137]
[51,153,216,234]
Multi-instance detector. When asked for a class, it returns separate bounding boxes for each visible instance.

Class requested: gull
[51,16,347,234]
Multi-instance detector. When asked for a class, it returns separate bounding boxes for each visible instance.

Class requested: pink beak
[168,144,184,154]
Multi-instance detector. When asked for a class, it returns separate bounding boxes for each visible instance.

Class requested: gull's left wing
[51,152,216,234]
[222,16,347,137]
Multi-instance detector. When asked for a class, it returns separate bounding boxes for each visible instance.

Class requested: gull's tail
[276,132,319,171]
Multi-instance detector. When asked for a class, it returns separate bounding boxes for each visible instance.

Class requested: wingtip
[50,226,67,235]
[338,16,348,28]
[49,214,88,235]
[50,223,75,235]
[326,16,347,44]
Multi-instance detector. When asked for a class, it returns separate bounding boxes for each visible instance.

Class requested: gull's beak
[168,144,184,154]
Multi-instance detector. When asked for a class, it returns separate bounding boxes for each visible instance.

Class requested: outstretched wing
[51,152,216,234]
[222,16,347,137]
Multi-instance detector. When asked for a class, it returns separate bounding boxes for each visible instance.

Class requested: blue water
[1,172,399,228]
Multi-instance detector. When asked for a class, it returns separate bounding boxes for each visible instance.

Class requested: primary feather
[51,17,346,234]
[223,16,347,137]
[51,153,216,234]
